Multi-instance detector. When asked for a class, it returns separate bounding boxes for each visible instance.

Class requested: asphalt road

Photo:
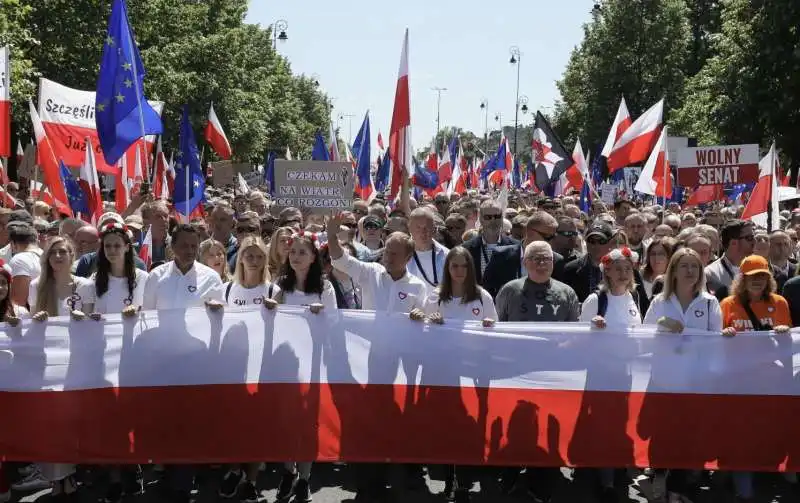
[11,464,799,503]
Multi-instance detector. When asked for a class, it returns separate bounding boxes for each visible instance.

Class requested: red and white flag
[29,99,71,215]
[16,139,23,166]
[687,185,724,206]
[558,139,588,196]
[204,103,232,160]
[131,147,144,196]
[138,225,152,270]
[0,46,10,158]
[389,29,412,200]
[78,137,103,224]
[437,140,453,188]
[742,143,779,230]
[152,140,171,201]
[606,99,663,174]
[447,139,467,196]
[600,97,632,158]
[0,186,16,208]
[377,131,385,152]
[115,155,130,214]
[634,125,672,199]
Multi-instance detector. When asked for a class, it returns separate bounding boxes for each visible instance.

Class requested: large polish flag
[0,308,799,471]
[0,46,10,158]
[558,139,588,195]
[742,143,779,230]
[29,99,71,214]
[388,29,412,200]
[115,155,130,213]
[600,97,632,158]
[78,136,103,224]
[152,141,171,201]
[634,126,672,199]
[447,139,467,196]
[606,98,663,174]
[37,78,163,175]
[204,103,232,160]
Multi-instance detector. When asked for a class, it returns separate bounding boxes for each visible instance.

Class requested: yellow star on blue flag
[95,0,162,166]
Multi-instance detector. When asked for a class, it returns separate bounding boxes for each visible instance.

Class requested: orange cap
[739,255,771,276]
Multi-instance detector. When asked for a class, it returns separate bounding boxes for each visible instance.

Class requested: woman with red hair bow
[579,246,644,329]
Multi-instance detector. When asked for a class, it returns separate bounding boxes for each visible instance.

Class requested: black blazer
[462,235,520,299]
[560,254,651,315]
[782,274,800,327]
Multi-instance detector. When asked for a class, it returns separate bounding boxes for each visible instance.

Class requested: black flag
[532,111,572,189]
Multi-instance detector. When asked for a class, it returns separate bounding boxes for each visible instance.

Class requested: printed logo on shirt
[472,307,481,316]
[188,285,197,293]
[398,292,407,300]
[233,297,265,306]
[733,318,774,330]
[629,308,637,317]
[768,306,775,313]
[694,310,705,318]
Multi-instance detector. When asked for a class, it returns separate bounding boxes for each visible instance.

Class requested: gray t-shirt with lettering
[496,277,580,322]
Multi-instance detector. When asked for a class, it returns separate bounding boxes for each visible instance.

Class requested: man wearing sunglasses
[706,219,755,300]
[551,216,580,264]
[462,200,519,298]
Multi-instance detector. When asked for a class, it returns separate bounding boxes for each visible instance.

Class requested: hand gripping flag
[352,112,374,202]
[204,103,232,160]
[173,105,205,218]
[95,0,163,166]
[531,111,572,189]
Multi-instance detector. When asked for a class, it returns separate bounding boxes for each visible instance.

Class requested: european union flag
[173,105,205,217]
[311,132,330,161]
[95,0,162,165]
[412,159,439,189]
[60,161,90,216]
[264,150,277,196]
[375,148,390,193]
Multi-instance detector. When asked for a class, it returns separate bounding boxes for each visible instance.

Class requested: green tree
[672,0,800,168]
[554,0,691,151]
[0,0,37,130]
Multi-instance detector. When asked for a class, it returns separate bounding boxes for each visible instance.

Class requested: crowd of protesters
[1,182,799,503]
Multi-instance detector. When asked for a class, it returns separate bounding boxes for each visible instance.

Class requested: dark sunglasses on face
[557,230,578,237]
[364,222,383,230]
[587,237,609,245]
[482,214,502,221]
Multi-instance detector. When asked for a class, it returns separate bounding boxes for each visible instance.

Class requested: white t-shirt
[222,281,277,307]
[10,248,42,280]
[142,261,223,310]
[92,269,149,314]
[580,291,642,327]
[424,286,498,321]
[278,280,338,312]
[28,276,95,316]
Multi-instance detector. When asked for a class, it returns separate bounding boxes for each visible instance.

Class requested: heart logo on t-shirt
[768,306,775,313]
[187,285,197,293]
[629,309,637,316]
[398,292,407,300]
[472,307,481,316]
[694,310,704,318]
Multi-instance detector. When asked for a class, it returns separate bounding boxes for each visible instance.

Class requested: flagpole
[767,142,775,233]
[662,126,668,215]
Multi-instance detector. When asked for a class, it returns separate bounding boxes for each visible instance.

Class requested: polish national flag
[447,140,466,196]
[687,185,724,206]
[634,126,672,199]
[388,30,412,200]
[138,225,152,270]
[0,46,9,158]
[152,149,170,200]
[204,103,232,160]
[606,99,663,174]
[29,99,71,215]
[559,139,588,195]
[16,139,23,167]
[0,159,8,186]
[601,97,632,158]
[115,155,130,213]
[0,186,16,208]
[742,143,779,231]
[437,140,453,187]
[130,147,144,196]
[377,131,385,152]
[78,137,103,225]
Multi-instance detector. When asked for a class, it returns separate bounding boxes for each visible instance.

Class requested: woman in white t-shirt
[268,231,336,503]
[413,246,495,502]
[27,237,94,498]
[222,236,274,308]
[91,222,148,316]
[577,246,642,499]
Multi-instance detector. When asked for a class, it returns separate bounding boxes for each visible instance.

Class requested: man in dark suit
[462,200,519,298]
[561,221,651,314]
[770,230,797,293]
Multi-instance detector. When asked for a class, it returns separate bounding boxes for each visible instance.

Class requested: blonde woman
[27,237,94,497]
[580,247,643,329]
[199,239,230,283]
[267,227,293,279]
[222,236,275,307]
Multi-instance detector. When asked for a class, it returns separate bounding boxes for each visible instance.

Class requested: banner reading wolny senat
[37,78,163,175]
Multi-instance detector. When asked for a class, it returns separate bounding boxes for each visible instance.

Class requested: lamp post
[432,87,447,152]
[509,46,522,156]
[272,20,288,49]
[338,113,355,144]
[494,112,503,152]
[479,99,488,156]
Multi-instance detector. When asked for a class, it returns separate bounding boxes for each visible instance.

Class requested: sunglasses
[364,222,383,230]
[482,214,503,221]
[557,230,578,237]
[738,235,756,242]
[587,237,610,245]
[236,226,259,234]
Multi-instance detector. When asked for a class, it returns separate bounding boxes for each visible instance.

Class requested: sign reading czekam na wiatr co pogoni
[273,161,354,214]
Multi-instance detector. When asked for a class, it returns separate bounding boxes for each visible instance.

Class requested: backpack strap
[706,298,711,331]
[225,283,233,303]
[267,283,274,300]
[597,290,609,318]
[741,297,770,331]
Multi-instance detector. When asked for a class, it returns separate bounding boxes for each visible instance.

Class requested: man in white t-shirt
[9,223,42,307]
[143,224,224,310]
[406,207,448,296]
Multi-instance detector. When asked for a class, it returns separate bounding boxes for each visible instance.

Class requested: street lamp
[509,46,522,156]
[272,20,288,49]
[519,95,529,114]
[338,113,355,144]
[480,99,489,156]
[432,87,447,152]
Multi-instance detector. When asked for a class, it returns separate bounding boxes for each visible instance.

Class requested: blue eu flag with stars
[60,161,90,216]
[95,0,162,166]
[174,105,205,217]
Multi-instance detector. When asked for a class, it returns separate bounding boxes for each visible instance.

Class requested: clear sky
[246,0,593,153]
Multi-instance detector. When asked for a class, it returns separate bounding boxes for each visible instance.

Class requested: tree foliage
[1,0,330,163]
